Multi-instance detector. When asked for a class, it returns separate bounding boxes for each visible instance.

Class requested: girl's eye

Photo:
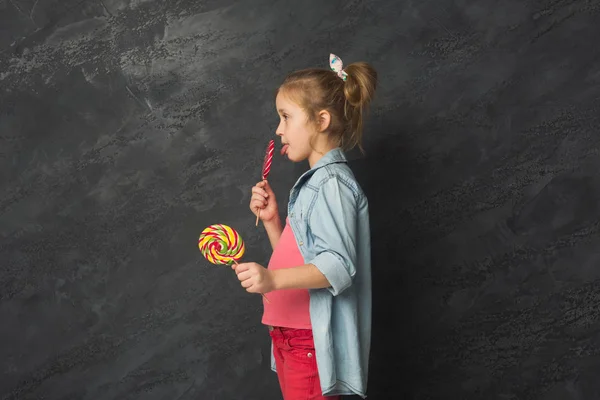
[283,114,289,120]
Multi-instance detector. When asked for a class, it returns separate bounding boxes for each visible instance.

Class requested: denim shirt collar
[292,148,348,190]
[311,147,347,170]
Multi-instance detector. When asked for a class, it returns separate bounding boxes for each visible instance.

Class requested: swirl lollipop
[199,224,245,264]
[198,224,270,302]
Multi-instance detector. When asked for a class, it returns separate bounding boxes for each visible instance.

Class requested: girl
[233,53,377,399]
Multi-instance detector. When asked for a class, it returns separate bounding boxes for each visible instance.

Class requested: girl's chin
[285,150,301,162]
[283,148,307,163]
[284,148,294,160]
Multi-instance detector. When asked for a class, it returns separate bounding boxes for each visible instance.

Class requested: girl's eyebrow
[278,108,288,113]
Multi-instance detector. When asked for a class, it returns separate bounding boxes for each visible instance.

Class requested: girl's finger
[237,270,252,281]
[251,194,266,203]
[251,187,269,197]
[251,195,268,204]
[234,263,249,273]
[251,192,266,201]
[250,200,266,210]
[263,180,274,195]
[241,279,253,288]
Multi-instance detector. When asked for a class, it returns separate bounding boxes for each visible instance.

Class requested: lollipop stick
[232,259,271,303]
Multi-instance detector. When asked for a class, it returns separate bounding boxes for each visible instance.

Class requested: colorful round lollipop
[256,139,275,226]
[198,224,270,303]
[198,224,245,264]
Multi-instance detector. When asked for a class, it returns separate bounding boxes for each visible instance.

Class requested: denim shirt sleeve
[307,176,358,296]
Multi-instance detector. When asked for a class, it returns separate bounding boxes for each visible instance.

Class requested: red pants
[269,326,341,400]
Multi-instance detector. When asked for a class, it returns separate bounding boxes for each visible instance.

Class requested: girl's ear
[317,110,331,133]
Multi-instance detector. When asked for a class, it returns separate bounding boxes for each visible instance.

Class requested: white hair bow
[329,53,348,81]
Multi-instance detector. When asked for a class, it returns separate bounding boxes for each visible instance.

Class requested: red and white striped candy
[262,139,275,180]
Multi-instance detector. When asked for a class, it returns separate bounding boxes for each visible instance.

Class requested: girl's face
[275,91,323,167]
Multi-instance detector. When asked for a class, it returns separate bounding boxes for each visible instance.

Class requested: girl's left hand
[232,262,276,294]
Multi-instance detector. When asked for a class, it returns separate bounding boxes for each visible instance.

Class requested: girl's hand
[232,262,276,294]
[250,180,278,223]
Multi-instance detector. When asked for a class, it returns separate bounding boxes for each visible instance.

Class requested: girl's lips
[281,144,289,156]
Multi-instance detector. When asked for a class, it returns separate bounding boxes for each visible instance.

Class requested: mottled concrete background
[1,0,600,399]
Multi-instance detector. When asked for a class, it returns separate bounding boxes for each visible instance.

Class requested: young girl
[233,53,377,399]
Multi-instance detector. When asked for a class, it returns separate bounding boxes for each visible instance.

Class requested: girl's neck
[308,142,338,168]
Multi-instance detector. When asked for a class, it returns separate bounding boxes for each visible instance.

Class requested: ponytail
[342,62,378,153]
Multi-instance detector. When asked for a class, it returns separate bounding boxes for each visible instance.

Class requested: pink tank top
[261,218,312,329]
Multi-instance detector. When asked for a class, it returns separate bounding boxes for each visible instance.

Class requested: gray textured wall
[2,0,600,399]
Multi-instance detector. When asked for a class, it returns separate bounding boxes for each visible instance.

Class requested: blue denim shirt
[270,147,372,398]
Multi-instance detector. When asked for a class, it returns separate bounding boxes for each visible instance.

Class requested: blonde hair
[275,60,378,154]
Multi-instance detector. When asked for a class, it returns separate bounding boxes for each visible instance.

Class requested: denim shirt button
[299,241,303,246]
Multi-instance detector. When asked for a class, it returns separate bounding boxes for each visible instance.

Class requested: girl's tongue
[281,144,289,156]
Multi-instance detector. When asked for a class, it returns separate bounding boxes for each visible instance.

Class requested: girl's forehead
[276,95,296,110]
[276,91,302,109]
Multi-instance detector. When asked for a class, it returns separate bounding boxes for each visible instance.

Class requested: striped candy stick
[198,224,270,303]
[256,139,275,226]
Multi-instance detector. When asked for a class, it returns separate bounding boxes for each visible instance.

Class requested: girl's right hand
[250,180,278,223]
